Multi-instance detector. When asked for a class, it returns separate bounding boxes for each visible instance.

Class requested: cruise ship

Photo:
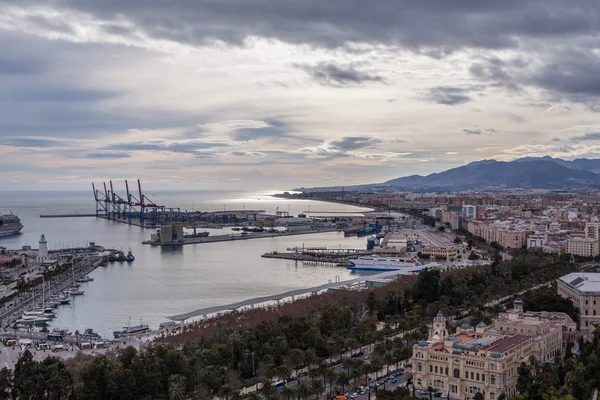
[0,213,23,237]
[347,257,423,272]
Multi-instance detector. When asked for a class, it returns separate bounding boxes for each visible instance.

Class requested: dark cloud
[29,0,599,51]
[231,120,287,141]
[469,56,522,91]
[230,151,266,156]
[86,152,131,159]
[532,49,600,100]
[328,136,382,151]
[2,86,118,103]
[552,137,562,142]
[295,62,386,87]
[569,132,600,141]
[0,137,67,148]
[423,86,473,105]
[463,129,482,135]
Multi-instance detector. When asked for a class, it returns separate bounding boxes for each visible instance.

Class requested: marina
[0,190,373,336]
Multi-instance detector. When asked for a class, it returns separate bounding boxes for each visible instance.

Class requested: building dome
[418,340,428,347]
[446,335,457,341]
[460,323,471,330]
[476,322,487,328]
[434,311,446,321]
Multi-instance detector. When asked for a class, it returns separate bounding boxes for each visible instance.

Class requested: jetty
[262,247,371,265]
[143,228,339,246]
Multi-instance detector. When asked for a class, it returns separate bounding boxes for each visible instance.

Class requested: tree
[453,236,462,244]
[474,392,484,400]
[0,368,12,400]
[516,362,533,394]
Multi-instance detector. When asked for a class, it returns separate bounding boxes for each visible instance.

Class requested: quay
[40,214,96,218]
[166,269,403,321]
[262,247,371,265]
[143,227,339,245]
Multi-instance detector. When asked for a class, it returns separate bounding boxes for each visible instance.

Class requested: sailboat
[65,259,85,296]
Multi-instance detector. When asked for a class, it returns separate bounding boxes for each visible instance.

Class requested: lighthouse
[39,234,48,260]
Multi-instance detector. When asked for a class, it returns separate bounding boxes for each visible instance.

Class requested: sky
[1,1,600,191]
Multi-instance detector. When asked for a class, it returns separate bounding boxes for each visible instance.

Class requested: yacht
[347,257,424,272]
[0,213,23,237]
[114,318,150,338]
[77,275,94,283]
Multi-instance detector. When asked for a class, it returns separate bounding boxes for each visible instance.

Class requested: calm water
[0,190,371,336]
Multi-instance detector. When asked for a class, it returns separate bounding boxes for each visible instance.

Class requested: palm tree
[274,365,291,382]
[279,386,295,400]
[336,372,349,394]
[259,378,277,398]
[217,384,236,400]
[296,383,310,400]
[310,379,324,398]
[244,393,261,400]
[289,349,304,378]
[167,374,187,400]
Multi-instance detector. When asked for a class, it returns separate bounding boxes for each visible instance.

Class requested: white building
[462,205,477,219]
[38,234,48,260]
[557,273,600,339]
[527,234,546,249]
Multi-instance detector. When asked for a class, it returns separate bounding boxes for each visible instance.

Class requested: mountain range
[299,157,600,192]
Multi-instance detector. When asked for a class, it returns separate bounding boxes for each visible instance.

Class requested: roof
[485,334,530,353]
[559,273,600,294]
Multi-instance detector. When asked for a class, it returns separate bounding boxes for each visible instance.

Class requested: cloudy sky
[1,1,600,190]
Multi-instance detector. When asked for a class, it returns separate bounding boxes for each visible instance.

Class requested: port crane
[92,179,164,225]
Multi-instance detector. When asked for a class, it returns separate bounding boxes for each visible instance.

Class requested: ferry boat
[113,321,150,338]
[125,249,135,262]
[0,213,23,237]
[347,257,423,272]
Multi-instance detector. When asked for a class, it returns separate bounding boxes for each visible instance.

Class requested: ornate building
[411,301,574,399]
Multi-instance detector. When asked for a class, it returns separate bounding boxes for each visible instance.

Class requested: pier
[143,228,339,245]
[166,270,402,321]
[40,214,96,218]
[262,247,371,265]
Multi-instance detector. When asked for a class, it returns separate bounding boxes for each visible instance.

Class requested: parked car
[440,394,448,398]
[391,378,398,384]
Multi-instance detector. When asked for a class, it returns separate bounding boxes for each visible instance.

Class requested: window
[490,393,496,400]
[482,374,486,382]
[435,366,439,374]
[471,372,474,380]
[465,371,468,379]
[491,376,496,385]
[586,310,588,315]
[476,373,480,381]
[430,365,433,372]
[586,321,589,327]
[454,369,460,378]
[445,367,449,375]
[595,310,597,316]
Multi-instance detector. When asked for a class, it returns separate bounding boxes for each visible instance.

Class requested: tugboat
[125,248,135,262]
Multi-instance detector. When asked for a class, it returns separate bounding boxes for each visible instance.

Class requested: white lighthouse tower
[39,234,48,260]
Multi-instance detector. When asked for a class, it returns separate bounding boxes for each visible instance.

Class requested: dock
[143,228,339,245]
[40,214,96,218]
[262,247,371,265]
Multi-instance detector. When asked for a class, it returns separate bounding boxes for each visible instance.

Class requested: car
[391,378,398,384]
[440,394,448,398]
[363,355,370,360]
[434,392,442,397]
[350,393,359,398]
[418,390,429,395]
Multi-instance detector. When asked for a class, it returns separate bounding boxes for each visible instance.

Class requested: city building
[462,205,477,219]
[527,234,546,249]
[557,273,600,339]
[565,237,600,257]
[411,300,571,399]
[422,246,458,261]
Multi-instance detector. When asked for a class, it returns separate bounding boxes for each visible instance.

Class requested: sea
[0,190,372,337]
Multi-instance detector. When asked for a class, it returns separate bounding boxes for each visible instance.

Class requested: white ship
[347,257,423,272]
[0,213,23,237]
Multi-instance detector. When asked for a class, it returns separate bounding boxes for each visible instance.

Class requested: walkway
[167,270,403,321]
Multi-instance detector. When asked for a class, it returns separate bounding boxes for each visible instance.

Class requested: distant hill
[383,159,600,190]
[296,157,600,192]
